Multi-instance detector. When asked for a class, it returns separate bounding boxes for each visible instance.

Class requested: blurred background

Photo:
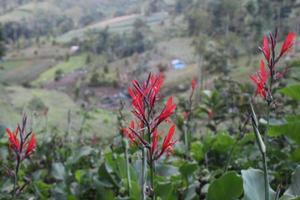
[0,0,299,139]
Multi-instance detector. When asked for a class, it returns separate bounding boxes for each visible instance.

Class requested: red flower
[191,79,197,90]
[148,74,164,108]
[123,121,138,145]
[160,125,176,157]
[126,73,177,162]
[6,121,37,159]
[25,134,36,158]
[155,97,176,127]
[6,128,20,152]
[250,60,269,99]
[151,129,159,156]
[280,32,296,56]
[128,73,165,121]
[261,35,270,62]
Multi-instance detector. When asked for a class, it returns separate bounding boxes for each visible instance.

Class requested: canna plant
[123,73,176,199]
[6,114,37,197]
[250,31,296,200]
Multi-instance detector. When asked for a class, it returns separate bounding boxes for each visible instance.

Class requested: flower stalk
[249,31,296,200]
[6,114,37,197]
[142,147,147,200]
[123,73,177,199]
[250,102,268,200]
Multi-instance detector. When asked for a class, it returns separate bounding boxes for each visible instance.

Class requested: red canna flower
[6,128,20,152]
[151,129,159,156]
[280,32,296,56]
[126,73,177,160]
[6,116,37,160]
[159,125,176,158]
[25,134,36,158]
[155,96,176,128]
[261,35,270,62]
[250,60,269,99]
[191,79,197,90]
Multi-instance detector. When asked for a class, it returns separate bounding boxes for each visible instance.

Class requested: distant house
[70,46,80,54]
[171,59,186,69]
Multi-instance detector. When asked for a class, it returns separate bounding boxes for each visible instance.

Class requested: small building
[171,59,186,69]
[70,46,80,54]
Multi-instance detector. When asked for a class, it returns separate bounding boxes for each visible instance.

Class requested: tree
[0,24,5,59]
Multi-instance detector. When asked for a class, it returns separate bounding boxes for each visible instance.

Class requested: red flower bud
[280,32,296,56]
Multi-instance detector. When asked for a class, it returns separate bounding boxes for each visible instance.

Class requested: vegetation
[0,0,300,199]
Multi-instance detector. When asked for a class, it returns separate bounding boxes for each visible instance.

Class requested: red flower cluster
[124,73,176,160]
[250,60,269,99]
[191,79,197,91]
[251,32,296,100]
[6,115,36,160]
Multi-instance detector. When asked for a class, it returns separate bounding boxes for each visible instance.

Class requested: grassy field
[0,86,117,138]
[0,58,55,85]
[57,12,169,43]
[0,2,59,23]
[32,53,87,85]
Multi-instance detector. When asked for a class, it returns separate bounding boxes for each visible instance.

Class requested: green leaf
[156,181,175,199]
[207,171,243,200]
[211,132,235,153]
[98,163,120,188]
[179,162,198,178]
[33,180,52,198]
[191,141,204,161]
[67,146,93,165]
[156,164,179,177]
[269,118,300,144]
[129,180,141,200]
[51,162,66,181]
[279,84,300,101]
[285,166,300,197]
[241,168,276,200]
[75,169,85,183]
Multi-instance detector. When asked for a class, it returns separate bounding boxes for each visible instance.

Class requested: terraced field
[0,86,117,137]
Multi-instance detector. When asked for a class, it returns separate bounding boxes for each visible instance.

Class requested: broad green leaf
[129,180,141,200]
[207,171,243,200]
[179,162,198,178]
[279,84,300,101]
[156,163,179,177]
[184,182,199,200]
[51,162,66,181]
[268,116,300,144]
[75,169,85,183]
[33,180,52,198]
[67,146,93,165]
[98,163,120,188]
[241,168,275,200]
[95,187,115,200]
[291,148,300,162]
[191,141,204,161]
[211,132,235,153]
[156,181,175,200]
[285,166,300,197]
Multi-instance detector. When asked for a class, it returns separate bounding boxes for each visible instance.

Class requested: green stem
[123,139,131,196]
[184,127,189,157]
[13,156,20,197]
[250,103,269,200]
[150,156,155,200]
[262,152,269,200]
[142,147,147,200]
